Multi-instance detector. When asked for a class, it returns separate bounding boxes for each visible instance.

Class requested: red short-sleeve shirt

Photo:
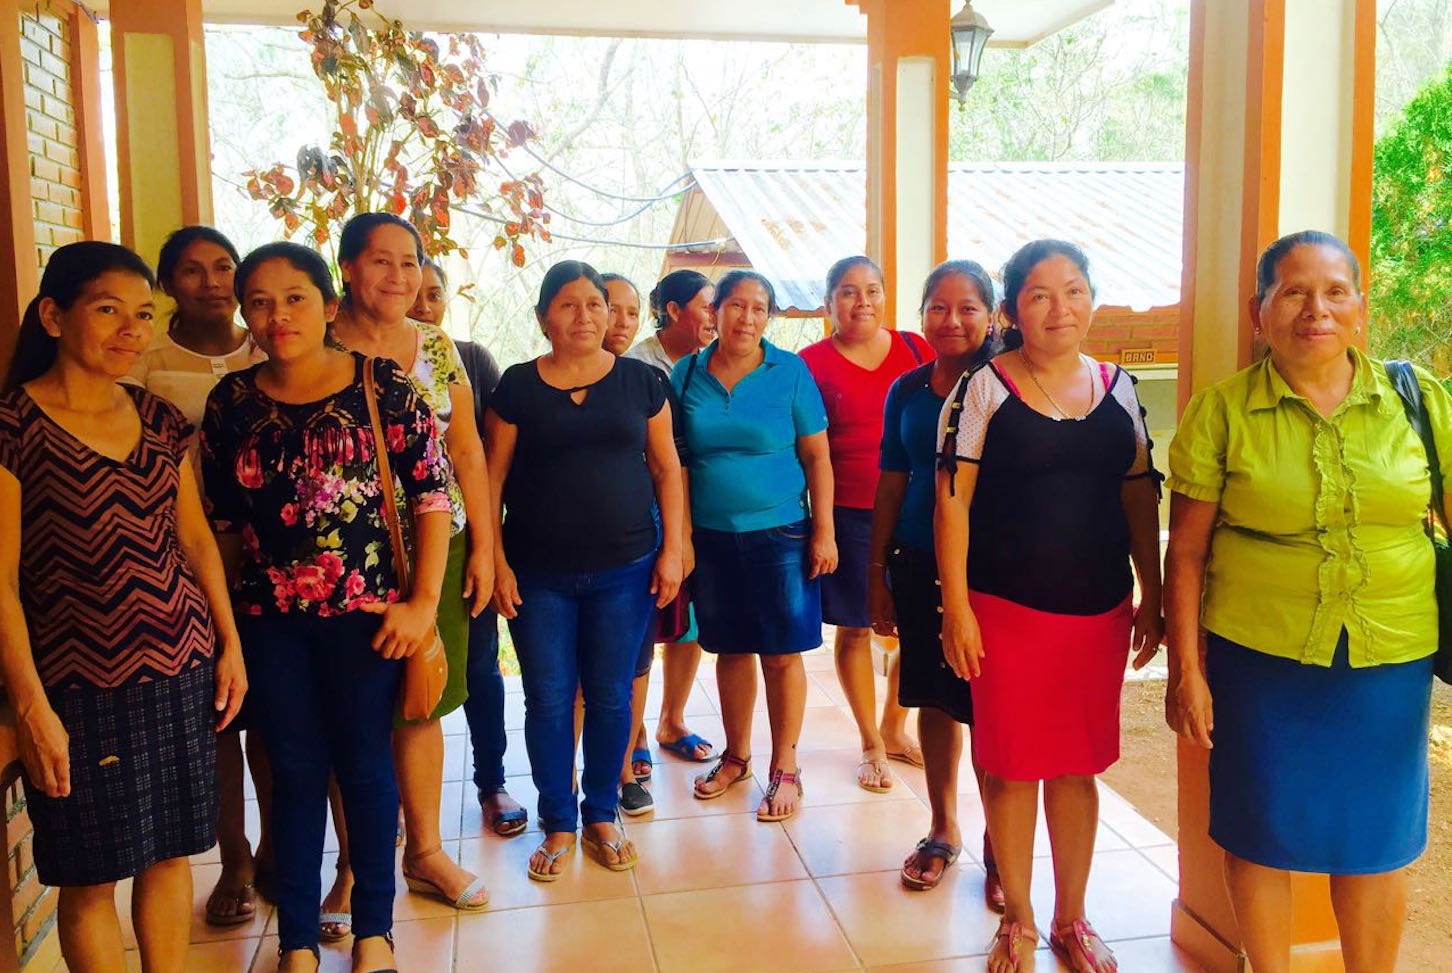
[800,330,934,509]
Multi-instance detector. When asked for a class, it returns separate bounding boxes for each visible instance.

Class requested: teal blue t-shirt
[672,339,829,533]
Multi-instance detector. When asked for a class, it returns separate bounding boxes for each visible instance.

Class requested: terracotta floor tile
[802,647,839,672]
[629,812,808,894]
[816,867,1003,966]
[643,879,858,973]
[456,898,655,973]
[1098,782,1176,847]
[782,798,935,877]
[388,915,458,970]
[174,936,263,972]
[807,671,849,706]
[251,934,358,972]
[1028,848,1177,943]
[456,834,637,911]
[642,761,765,821]
[757,747,928,809]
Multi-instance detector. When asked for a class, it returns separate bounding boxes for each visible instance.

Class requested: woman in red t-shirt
[799,256,934,793]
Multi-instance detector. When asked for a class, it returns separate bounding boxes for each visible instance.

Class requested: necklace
[1018,349,1093,421]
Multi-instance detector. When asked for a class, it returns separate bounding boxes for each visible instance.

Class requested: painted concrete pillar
[109,0,213,264]
[846,0,950,331]
[1174,2,1376,971]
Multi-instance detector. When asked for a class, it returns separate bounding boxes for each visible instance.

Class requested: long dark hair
[4,242,155,392]
[648,270,711,331]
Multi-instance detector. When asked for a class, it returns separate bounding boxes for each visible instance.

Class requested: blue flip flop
[631,748,654,782]
[659,733,714,762]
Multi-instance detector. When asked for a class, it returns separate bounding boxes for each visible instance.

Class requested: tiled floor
[52,648,1205,972]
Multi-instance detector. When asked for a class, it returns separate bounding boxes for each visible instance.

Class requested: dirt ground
[1105,679,1452,971]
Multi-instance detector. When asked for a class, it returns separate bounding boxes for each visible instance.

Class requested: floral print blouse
[200,353,452,616]
[335,323,469,534]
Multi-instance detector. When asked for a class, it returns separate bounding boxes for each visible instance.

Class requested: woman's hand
[491,559,523,619]
[808,528,838,579]
[462,548,494,618]
[1130,601,1165,670]
[18,703,69,798]
[213,641,248,731]
[940,606,984,681]
[1166,665,1214,749]
[652,547,684,608]
[360,597,439,659]
[868,570,897,638]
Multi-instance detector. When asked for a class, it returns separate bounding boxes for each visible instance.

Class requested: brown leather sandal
[692,751,752,800]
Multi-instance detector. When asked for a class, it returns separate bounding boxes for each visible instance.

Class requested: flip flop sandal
[480,789,529,837]
[988,919,1038,972]
[631,747,654,782]
[660,733,715,762]
[856,755,893,794]
[403,871,490,911]
[692,752,752,800]
[900,837,961,891]
[885,744,926,769]
[581,830,639,871]
[756,767,803,822]
[1050,917,1118,973]
[204,881,257,926]
[318,911,352,943]
[526,841,575,882]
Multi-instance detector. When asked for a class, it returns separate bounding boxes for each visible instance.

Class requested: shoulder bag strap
[362,358,414,596]
[1385,359,1448,534]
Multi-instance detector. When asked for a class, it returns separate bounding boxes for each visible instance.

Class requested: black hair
[1255,230,1361,302]
[826,255,884,298]
[648,269,712,331]
[420,256,449,292]
[601,273,640,300]
[337,212,425,300]
[4,242,155,392]
[234,242,339,306]
[1000,239,1095,326]
[712,270,778,316]
[156,225,241,294]
[919,259,996,316]
[534,260,608,320]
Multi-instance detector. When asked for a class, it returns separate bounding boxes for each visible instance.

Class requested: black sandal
[692,751,752,800]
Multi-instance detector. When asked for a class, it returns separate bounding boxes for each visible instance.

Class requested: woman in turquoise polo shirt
[672,270,836,824]
[1165,230,1446,973]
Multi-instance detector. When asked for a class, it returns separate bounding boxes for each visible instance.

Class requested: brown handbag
[361,358,448,720]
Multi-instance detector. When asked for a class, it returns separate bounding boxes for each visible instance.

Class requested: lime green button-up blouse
[1167,349,1451,667]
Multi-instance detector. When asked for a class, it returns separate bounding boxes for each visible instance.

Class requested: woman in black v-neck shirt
[485,261,684,881]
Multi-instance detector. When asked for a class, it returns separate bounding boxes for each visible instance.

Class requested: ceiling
[92,0,1113,46]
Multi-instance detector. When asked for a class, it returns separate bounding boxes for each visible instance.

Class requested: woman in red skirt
[934,240,1163,972]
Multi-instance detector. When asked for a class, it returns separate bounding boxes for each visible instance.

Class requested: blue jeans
[238,612,402,951]
[463,608,508,793]
[507,551,656,833]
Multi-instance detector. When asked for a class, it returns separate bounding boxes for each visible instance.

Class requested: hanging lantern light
[950,1,994,101]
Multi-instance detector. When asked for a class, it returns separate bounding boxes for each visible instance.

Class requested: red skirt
[968,590,1132,781]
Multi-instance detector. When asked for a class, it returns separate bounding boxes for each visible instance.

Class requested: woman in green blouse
[1165,230,1446,973]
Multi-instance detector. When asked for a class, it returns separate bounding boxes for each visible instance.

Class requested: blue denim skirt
[820,506,873,629]
[692,520,823,655]
[1206,630,1433,874]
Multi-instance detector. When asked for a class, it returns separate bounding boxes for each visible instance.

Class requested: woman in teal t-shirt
[671,270,835,824]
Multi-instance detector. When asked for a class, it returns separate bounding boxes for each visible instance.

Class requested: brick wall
[11,6,81,964]
[20,0,84,270]
[1084,305,1180,364]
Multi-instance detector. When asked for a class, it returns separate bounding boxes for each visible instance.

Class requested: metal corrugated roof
[679,161,1184,313]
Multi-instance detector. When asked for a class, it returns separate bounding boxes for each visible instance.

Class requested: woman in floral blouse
[328,213,493,923]
[201,242,452,973]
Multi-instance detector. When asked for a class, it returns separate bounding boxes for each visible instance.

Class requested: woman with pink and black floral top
[200,242,451,973]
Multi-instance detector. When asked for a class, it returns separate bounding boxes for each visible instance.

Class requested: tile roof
[672,161,1184,313]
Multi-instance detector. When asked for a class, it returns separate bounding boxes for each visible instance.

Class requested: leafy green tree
[1369,65,1452,376]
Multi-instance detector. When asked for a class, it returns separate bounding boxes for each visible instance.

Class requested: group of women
[0,218,1439,973]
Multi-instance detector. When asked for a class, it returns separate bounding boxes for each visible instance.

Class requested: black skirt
[888,543,974,724]
[25,663,219,887]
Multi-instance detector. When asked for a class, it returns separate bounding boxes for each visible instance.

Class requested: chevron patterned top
[0,385,217,690]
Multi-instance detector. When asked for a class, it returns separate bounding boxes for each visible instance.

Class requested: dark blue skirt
[693,520,822,655]
[1206,630,1433,874]
[820,506,872,629]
